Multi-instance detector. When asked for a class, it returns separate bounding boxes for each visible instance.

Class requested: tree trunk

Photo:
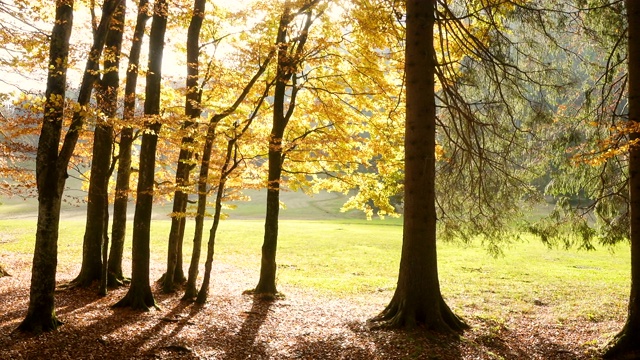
[183,121,219,301]
[181,12,276,301]
[108,0,150,287]
[163,0,205,293]
[64,0,122,288]
[97,0,126,296]
[604,1,640,357]
[17,0,73,333]
[254,3,315,297]
[195,182,222,304]
[196,137,238,304]
[113,0,167,311]
[368,0,467,333]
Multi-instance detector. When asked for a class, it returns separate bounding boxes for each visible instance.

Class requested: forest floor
[0,255,617,360]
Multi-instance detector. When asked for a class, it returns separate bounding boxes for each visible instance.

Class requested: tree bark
[183,120,219,301]
[604,1,640,358]
[196,137,238,304]
[182,37,275,302]
[254,3,315,297]
[17,0,73,333]
[66,0,122,288]
[76,0,126,294]
[98,0,126,296]
[113,0,167,311]
[108,0,150,287]
[368,0,467,333]
[162,0,205,293]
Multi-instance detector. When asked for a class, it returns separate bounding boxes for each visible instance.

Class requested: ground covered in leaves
[0,256,619,360]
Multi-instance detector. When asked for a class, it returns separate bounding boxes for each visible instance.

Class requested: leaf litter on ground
[0,255,620,359]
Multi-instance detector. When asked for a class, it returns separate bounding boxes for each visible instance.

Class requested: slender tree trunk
[369,0,467,333]
[17,0,73,333]
[604,1,640,357]
[254,3,314,297]
[163,0,205,293]
[108,0,151,287]
[66,0,122,288]
[113,0,167,311]
[196,137,238,304]
[183,121,219,301]
[96,0,126,296]
[195,180,223,304]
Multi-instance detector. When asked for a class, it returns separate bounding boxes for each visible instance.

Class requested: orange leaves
[571,121,640,167]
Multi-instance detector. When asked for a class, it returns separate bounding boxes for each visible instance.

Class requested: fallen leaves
[0,256,617,359]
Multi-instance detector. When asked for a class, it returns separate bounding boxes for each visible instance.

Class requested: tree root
[16,315,63,334]
[603,330,640,359]
[0,264,10,277]
[369,297,468,334]
[112,288,158,311]
[242,288,284,301]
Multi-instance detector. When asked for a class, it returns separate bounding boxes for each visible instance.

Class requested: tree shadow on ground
[222,295,273,359]
[465,317,597,359]
[0,279,107,337]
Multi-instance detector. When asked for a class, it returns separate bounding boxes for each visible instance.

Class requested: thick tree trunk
[75,123,113,288]
[112,118,160,311]
[604,1,640,358]
[112,124,160,310]
[369,0,467,333]
[17,0,73,333]
[163,0,205,293]
[108,0,150,287]
[113,0,167,311]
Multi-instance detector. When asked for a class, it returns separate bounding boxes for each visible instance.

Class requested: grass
[0,214,630,330]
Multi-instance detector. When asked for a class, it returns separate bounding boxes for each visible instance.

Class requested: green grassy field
[0,213,629,331]
[0,184,631,343]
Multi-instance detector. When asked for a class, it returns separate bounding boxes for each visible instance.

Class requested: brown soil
[0,256,615,359]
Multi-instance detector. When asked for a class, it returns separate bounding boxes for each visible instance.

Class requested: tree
[182,46,275,301]
[75,0,126,293]
[19,0,122,333]
[253,0,319,298]
[603,1,640,357]
[62,0,123,289]
[108,0,151,287]
[162,0,205,293]
[196,125,243,304]
[368,0,467,332]
[96,0,126,295]
[114,0,168,311]
[17,0,73,333]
